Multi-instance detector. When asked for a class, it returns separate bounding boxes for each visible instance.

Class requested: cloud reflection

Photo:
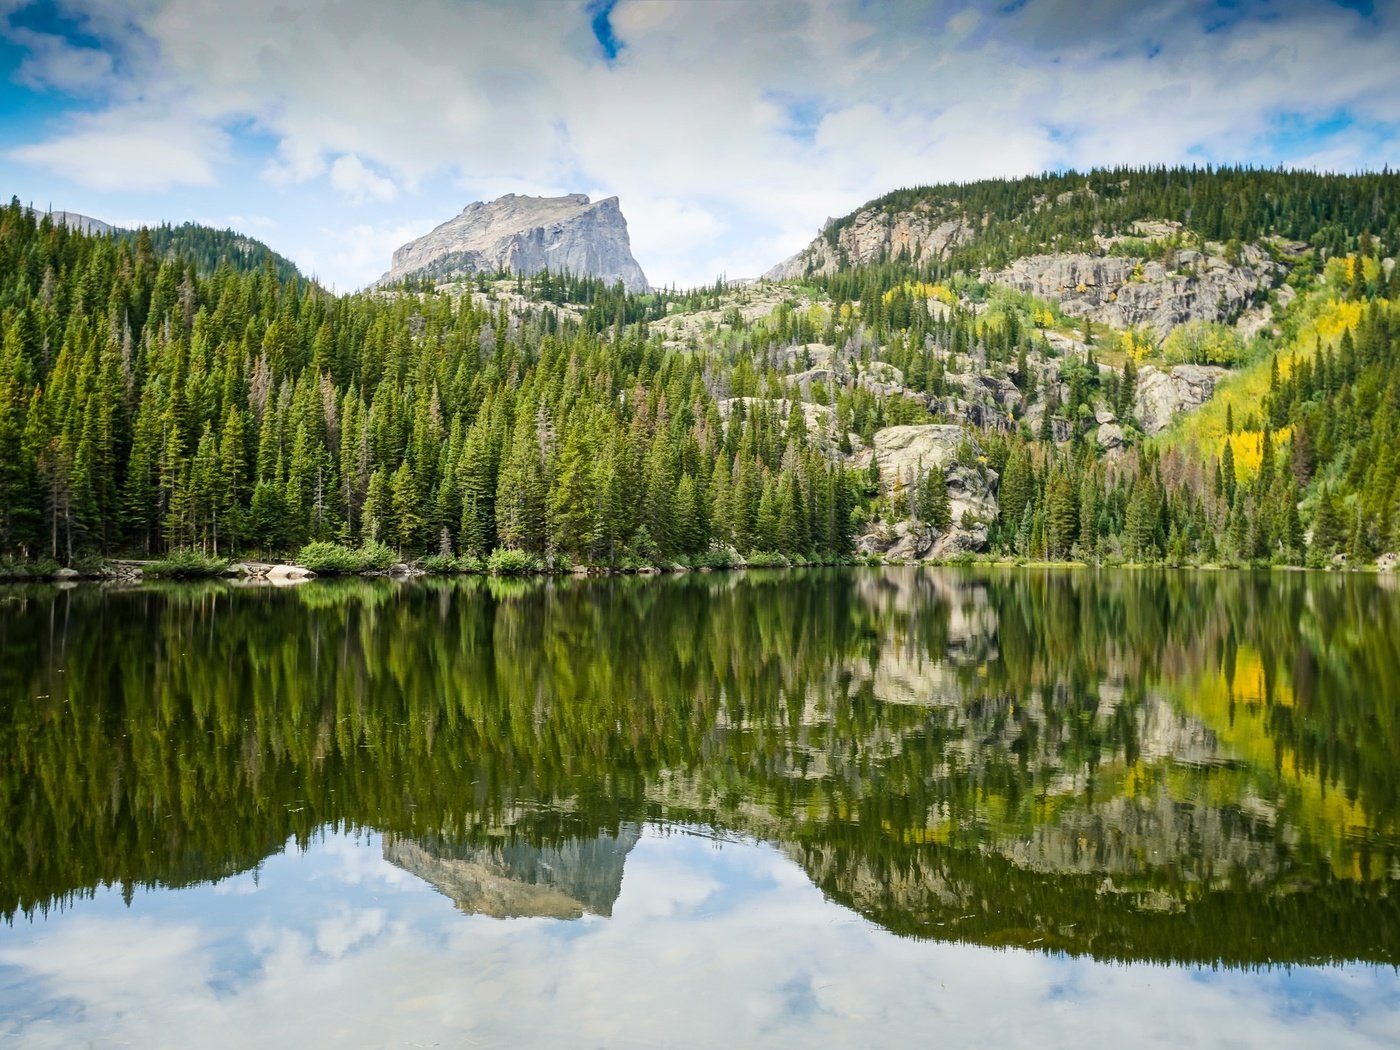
[1,826,1396,1048]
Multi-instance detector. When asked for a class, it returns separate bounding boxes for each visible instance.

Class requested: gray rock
[383,193,648,291]
[767,205,971,281]
[1133,364,1227,435]
[23,207,115,236]
[985,243,1280,339]
[1096,423,1125,450]
[53,567,81,579]
[855,425,999,558]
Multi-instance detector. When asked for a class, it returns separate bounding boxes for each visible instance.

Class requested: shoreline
[1,553,1395,584]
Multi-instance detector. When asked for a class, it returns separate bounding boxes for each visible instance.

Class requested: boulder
[264,564,316,585]
[1096,423,1125,450]
[1133,365,1227,435]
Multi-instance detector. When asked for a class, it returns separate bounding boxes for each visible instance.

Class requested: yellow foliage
[1031,306,1057,328]
[881,280,957,306]
[1173,659,1374,879]
[1119,327,1155,363]
[1301,299,1366,344]
[1217,426,1291,482]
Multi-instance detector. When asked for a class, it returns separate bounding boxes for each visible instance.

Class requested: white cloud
[1,827,1397,1049]
[7,107,224,191]
[291,217,438,290]
[8,25,113,91]
[328,154,398,204]
[1,0,1397,287]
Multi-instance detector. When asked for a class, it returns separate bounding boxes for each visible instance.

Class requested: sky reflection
[2,826,1396,1049]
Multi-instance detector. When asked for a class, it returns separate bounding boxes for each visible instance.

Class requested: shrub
[295,540,398,574]
[356,542,397,571]
[0,556,61,579]
[145,548,230,578]
[419,553,485,574]
[744,550,790,568]
[296,542,364,574]
[486,547,542,575]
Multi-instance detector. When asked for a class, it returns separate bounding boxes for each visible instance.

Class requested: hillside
[0,167,1396,574]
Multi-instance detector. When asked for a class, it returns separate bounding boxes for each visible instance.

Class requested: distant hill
[17,201,304,282]
[128,223,305,283]
[23,207,115,237]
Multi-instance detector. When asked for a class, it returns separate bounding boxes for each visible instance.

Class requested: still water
[1,568,1397,1047]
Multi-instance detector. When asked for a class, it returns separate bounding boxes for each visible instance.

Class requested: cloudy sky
[0,0,1397,291]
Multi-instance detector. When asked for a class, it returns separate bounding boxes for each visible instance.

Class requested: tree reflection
[1,569,1396,964]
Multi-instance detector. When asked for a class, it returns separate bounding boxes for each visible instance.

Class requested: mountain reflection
[1,569,1396,964]
[383,825,641,919]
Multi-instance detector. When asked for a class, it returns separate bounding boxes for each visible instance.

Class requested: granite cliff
[382,192,648,291]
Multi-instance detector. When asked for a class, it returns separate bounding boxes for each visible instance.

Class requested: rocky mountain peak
[383,192,648,291]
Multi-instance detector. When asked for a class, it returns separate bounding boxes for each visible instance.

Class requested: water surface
[1,569,1397,1046]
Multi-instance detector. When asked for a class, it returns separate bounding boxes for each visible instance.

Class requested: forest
[0,164,1397,573]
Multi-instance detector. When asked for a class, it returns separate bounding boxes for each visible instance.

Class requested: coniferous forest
[1,165,1398,574]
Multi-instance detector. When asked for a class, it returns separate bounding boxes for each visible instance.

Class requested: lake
[1,568,1397,1047]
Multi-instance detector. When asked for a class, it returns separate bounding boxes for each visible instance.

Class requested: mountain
[23,207,115,237]
[381,192,648,291]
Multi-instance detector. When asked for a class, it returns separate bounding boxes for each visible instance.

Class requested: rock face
[855,425,999,561]
[985,244,1279,338]
[766,204,971,281]
[1133,365,1228,435]
[383,193,648,291]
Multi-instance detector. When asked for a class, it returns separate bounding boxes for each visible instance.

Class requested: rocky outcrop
[1133,365,1228,435]
[855,425,999,560]
[766,205,971,281]
[986,244,1280,338]
[383,193,648,291]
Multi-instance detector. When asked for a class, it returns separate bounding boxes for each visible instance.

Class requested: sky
[0,0,1396,292]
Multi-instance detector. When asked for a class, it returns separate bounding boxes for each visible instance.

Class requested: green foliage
[744,550,790,568]
[144,548,230,578]
[1161,321,1246,367]
[486,547,543,574]
[417,553,484,574]
[295,540,399,574]
[296,541,367,574]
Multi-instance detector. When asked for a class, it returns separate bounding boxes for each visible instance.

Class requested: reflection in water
[382,825,640,919]
[1,569,1398,969]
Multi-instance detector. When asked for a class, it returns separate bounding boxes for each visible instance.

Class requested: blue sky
[0,0,1396,290]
